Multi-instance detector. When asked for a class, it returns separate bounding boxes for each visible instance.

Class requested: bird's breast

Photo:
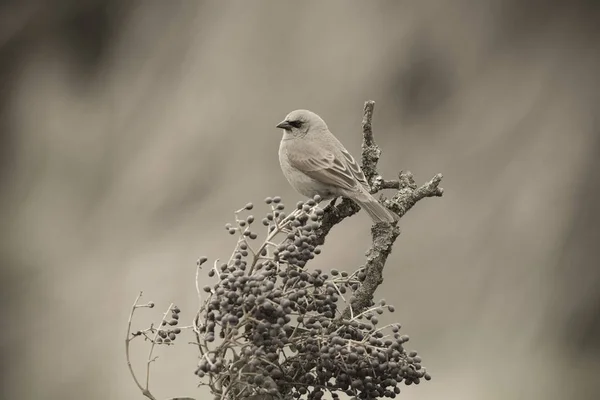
[278,140,336,199]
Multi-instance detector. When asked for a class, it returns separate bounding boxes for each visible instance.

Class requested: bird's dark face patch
[287,119,303,129]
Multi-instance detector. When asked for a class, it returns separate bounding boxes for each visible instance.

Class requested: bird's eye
[289,120,302,128]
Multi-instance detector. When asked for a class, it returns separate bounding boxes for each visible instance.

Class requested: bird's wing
[286,139,368,191]
[339,147,369,188]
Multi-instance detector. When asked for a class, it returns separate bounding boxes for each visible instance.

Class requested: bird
[276,109,397,223]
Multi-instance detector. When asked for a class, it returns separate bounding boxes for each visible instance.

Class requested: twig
[145,303,173,397]
[125,292,159,400]
[360,100,381,185]
[387,171,444,218]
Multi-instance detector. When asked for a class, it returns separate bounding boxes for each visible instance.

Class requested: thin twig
[126,292,148,396]
[125,292,159,400]
[146,303,174,395]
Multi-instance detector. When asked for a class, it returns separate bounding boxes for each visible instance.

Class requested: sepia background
[1,1,599,399]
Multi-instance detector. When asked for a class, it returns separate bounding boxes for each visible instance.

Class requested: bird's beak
[276,120,292,130]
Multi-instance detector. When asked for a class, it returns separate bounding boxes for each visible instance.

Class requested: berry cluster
[156,306,182,344]
[193,196,429,399]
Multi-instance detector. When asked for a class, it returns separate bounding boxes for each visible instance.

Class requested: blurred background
[1,1,599,399]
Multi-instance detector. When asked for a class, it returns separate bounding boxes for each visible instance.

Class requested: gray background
[1,1,599,399]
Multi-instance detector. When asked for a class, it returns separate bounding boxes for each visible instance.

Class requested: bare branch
[314,198,360,246]
[388,171,444,218]
[126,292,150,397]
[125,292,159,400]
[341,222,400,319]
[360,100,381,185]
[147,303,174,390]
[339,171,442,320]
[324,101,444,322]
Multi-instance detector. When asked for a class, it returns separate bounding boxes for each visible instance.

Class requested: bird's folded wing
[287,141,365,191]
[340,148,369,187]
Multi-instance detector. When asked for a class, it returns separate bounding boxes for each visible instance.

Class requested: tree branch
[360,100,381,185]
[318,100,444,319]
[340,170,443,320]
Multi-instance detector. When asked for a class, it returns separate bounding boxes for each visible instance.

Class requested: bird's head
[276,109,329,137]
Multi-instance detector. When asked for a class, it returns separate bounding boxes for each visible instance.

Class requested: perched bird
[276,109,397,223]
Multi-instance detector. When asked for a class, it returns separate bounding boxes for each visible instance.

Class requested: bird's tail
[355,192,398,223]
